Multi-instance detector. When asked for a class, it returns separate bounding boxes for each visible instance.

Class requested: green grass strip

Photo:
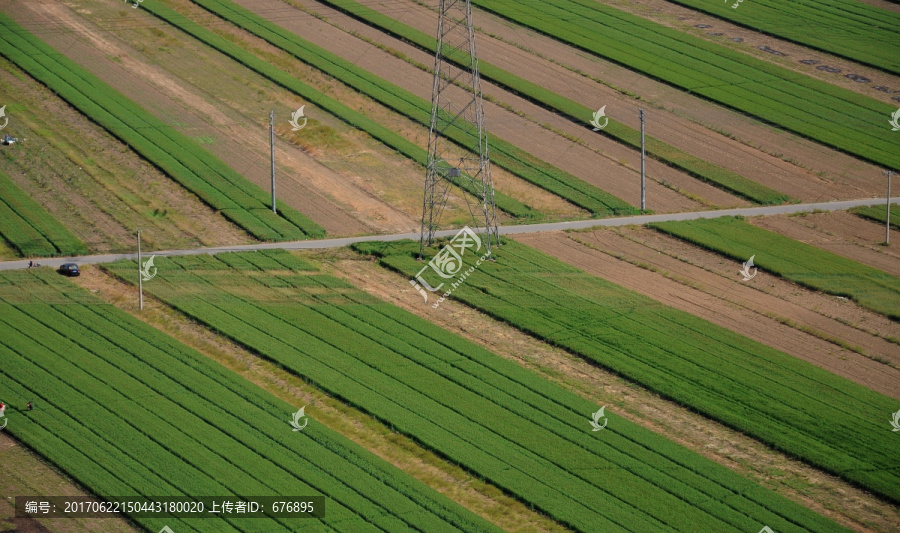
[0,13,324,241]
[141,1,534,219]
[0,268,497,532]
[851,204,900,230]
[0,168,87,257]
[651,216,900,320]
[354,238,899,504]
[664,0,900,76]
[313,0,789,205]
[471,0,899,171]
[186,0,636,217]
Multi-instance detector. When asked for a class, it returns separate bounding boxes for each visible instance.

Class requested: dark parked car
[58,263,80,277]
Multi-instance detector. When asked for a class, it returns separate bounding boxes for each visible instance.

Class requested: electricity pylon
[419,0,498,257]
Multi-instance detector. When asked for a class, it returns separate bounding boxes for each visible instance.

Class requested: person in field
[0,402,5,416]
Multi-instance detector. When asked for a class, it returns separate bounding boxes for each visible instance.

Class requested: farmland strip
[356,238,900,504]
[0,14,324,241]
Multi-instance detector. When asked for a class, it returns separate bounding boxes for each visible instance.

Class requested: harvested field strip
[664,0,900,75]
[471,0,899,170]
[0,169,88,257]
[356,239,899,504]
[140,2,534,220]
[313,0,789,205]
[0,14,324,242]
[0,268,497,532]
[651,216,900,320]
[105,250,848,532]
[185,0,635,217]
[851,204,900,230]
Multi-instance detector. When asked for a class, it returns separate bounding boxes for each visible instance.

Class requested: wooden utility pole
[640,109,646,211]
[270,110,277,214]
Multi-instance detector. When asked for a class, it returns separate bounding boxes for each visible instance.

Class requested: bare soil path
[516,229,900,397]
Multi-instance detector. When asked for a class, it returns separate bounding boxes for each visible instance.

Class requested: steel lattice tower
[420,0,499,256]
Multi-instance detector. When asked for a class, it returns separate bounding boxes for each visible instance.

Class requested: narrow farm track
[435,0,891,200]
[515,230,900,397]
[232,0,710,212]
[0,197,893,270]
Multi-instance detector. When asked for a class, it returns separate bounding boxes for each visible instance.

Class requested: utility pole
[420,0,498,257]
[137,230,143,311]
[885,170,894,244]
[270,110,277,214]
[640,109,646,211]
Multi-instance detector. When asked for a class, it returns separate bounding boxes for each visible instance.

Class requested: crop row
[663,0,900,75]
[651,216,900,320]
[313,0,789,205]
[0,268,493,532]
[105,251,848,532]
[472,0,899,171]
[0,14,324,242]
[357,238,899,504]
[140,2,534,220]
[0,169,88,257]
[183,0,635,217]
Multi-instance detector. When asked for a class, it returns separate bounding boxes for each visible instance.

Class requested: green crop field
[140,1,535,220]
[851,204,900,230]
[309,0,790,205]
[471,0,899,171]
[0,268,497,532]
[184,0,636,217]
[663,0,900,75]
[358,239,899,504]
[104,250,849,532]
[651,216,900,320]
[0,169,87,257]
[0,14,324,242]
